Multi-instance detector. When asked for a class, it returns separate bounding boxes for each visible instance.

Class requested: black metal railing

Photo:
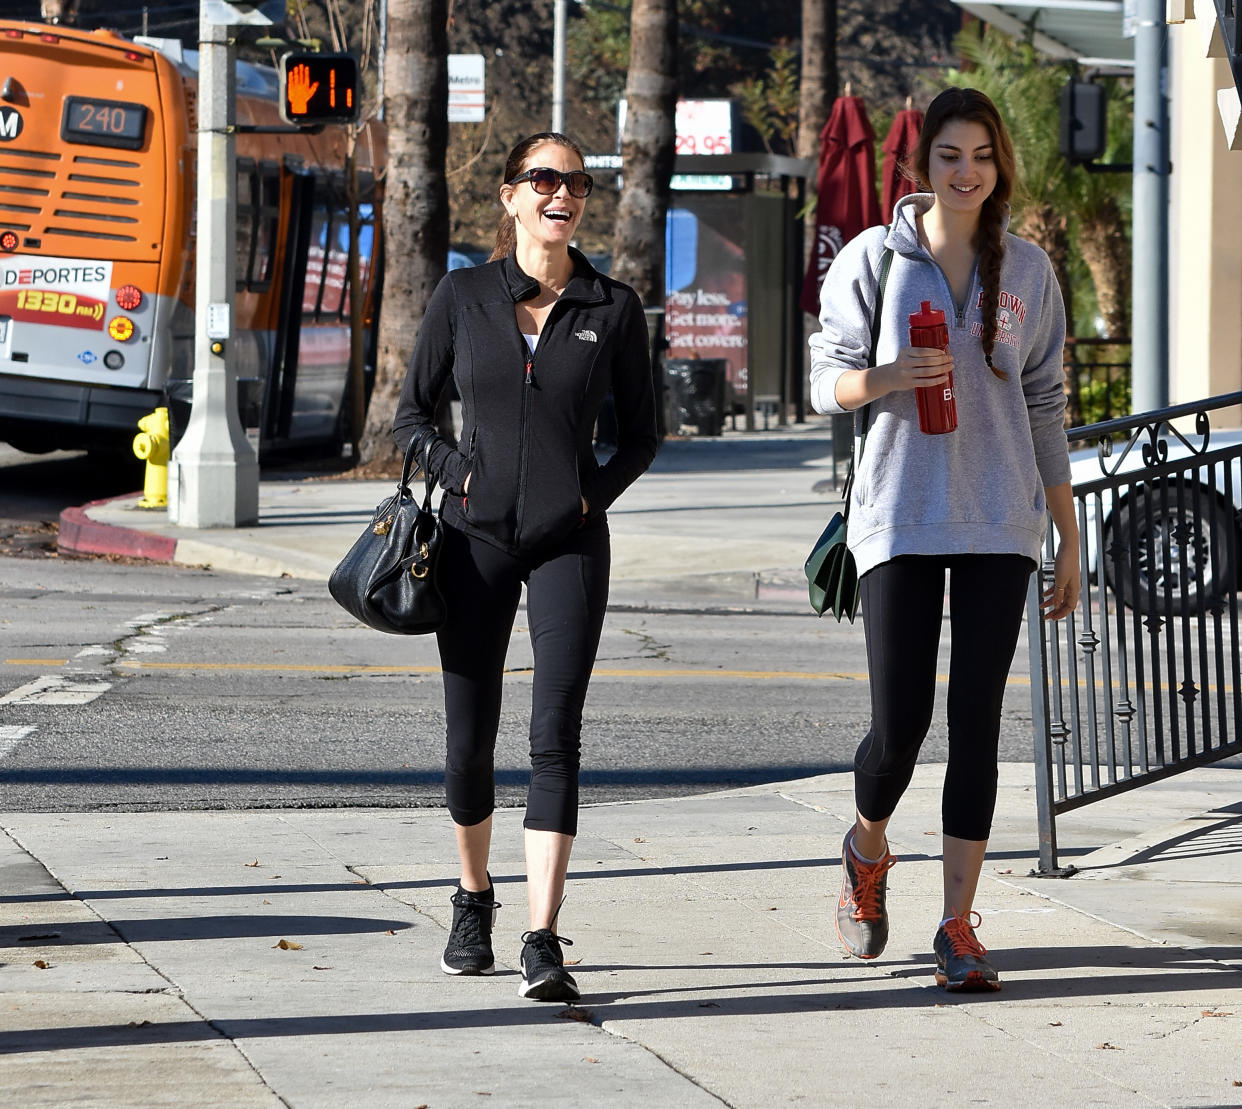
[1027,392,1242,874]
[1064,337,1131,427]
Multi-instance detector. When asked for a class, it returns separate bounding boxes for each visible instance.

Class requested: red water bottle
[909,301,956,434]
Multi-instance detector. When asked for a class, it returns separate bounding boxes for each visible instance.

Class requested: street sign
[279,53,360,126]
[449,54,485,123]
[202,0,276,26]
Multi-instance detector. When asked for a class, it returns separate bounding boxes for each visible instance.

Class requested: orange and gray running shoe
[934,911,1001,991]
[834,827,897,959]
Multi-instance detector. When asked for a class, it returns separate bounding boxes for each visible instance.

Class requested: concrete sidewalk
[56,427,843,604]
[17,424,1242,1105]
[2,764,1240,1108]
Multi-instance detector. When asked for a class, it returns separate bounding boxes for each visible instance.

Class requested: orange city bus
[0,20,385,457]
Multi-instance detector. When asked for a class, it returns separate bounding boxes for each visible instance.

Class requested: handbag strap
[400,434,439,509]
[841,243,894,516]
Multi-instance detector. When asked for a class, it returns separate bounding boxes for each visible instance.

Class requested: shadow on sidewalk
[3,943,1239,1057]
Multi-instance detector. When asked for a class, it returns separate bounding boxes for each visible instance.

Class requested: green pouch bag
[803,242,891,625]
[805,511,860,622]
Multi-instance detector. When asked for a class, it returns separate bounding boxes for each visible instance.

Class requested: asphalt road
[0,444,1045,814]
[0,549,1048,814]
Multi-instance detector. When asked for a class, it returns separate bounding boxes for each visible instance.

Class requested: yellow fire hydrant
[132,406,170,509]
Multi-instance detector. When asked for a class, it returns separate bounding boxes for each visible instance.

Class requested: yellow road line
[5,659,69,666]
[108,659,886,682]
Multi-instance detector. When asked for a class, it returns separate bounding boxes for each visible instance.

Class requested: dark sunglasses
[508,166,594,199]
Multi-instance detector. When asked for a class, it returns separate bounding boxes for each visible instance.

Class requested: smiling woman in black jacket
[393,132,658,1003]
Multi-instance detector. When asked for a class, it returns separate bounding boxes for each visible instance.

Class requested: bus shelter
[590,153,814,433]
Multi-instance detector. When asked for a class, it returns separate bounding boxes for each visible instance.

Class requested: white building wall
[1168,16,1242,411]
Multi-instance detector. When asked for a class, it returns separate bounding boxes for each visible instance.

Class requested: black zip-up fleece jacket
[392,248,659,556]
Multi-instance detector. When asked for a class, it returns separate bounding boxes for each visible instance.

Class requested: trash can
[663,359,727,437]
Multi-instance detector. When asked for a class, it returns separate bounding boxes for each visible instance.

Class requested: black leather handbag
[329,437,447,635]
[805,245,893,623]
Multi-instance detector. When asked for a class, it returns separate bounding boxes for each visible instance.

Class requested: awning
[952,1,1134,67]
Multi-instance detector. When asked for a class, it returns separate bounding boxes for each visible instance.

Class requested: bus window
[319,203,348,318]
[341,201,376,318]
[251,165,279,290]
[235,158,256,291]
[302,200,330,315]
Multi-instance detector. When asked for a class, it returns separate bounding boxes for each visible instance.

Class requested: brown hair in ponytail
[911,88,1015,381]
[488,131,587,262]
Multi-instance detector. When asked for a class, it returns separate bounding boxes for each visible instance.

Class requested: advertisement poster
[663,196,747,400]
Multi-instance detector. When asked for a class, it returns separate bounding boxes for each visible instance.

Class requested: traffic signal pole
[168,4,260,527]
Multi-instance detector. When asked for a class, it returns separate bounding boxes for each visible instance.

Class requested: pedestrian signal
[279,52,360,126]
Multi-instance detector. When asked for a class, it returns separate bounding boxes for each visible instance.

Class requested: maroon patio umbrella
[800,93,883,316]
[881,105,925,225]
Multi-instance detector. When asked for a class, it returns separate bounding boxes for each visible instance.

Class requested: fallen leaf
[1049,1021,1063,1027]
[127,1019,151,1028]
[1233,1080,1242,1087]
[565,958,582,966]
[32,960,50,969]
[1094,1042,1120,1050]
[699,951,713,956]
[385,930,396,936]
[313,966,333,971]
[269,875,282,880]
[766,906,777,911]
[244,860,260,868]
[633,838,645,843]
[924,830,937,836]
[1202,1010,1233,1017]
[583,1057,598,1064]
[995,868,1013,875]
[273,939,304,951]
[262,900,272,906]
[556,1006,593,1022]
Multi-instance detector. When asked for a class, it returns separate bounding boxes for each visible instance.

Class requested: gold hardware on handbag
[329,439,446,635]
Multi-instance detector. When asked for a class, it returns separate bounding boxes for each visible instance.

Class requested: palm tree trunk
[1078,196,1131,339]
[360,0,450,469]
[796,0,836,160]
[611,0,677,307]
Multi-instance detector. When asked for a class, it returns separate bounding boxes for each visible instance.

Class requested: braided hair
[911,88,1016,381]
[488,132,587,262]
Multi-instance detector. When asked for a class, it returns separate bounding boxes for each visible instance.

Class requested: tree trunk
[610,0,677,307]
[1017,202,1075,339]
[359,0,450,470]
[1078,196,1131,340]
[796,0,837,160]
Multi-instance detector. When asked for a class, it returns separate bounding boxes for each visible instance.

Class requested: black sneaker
[834,827,897,959]
[440,883,500,976]
[517,928,580,1002]
[934,911,1001,992]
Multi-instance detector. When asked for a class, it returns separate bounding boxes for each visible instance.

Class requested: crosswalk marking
[0,724,36,757]
[0,675,112,705]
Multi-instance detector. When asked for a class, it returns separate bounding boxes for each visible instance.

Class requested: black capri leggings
[434,518,610,837]
[854,553,1034,841]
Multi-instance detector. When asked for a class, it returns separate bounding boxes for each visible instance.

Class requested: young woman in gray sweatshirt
[808,87,1080,991]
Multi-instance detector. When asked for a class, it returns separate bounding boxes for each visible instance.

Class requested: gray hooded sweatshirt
[808,193,1071,578]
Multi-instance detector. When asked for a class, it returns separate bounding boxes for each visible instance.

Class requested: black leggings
[434,519,610,836]
[855,553,1034,841]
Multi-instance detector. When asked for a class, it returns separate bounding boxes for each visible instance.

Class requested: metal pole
[1131,0,1169,413]
[169,4,258,526]
[552,0,566,133]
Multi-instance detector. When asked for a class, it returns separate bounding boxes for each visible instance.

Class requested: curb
[57,494,178,562]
